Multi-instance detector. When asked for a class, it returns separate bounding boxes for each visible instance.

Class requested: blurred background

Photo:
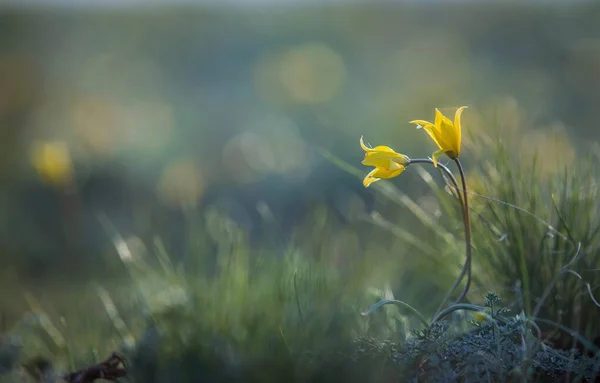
[1,0,600,378]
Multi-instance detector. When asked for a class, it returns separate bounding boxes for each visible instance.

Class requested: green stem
[453,158,472,304]
[409,159,465,214]
[430,303,485,324]
[361,299,430,328]
[409,158,471,312]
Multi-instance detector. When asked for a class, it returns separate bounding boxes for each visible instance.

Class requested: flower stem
[408,159,464,212]
[453,158,472,304]
[408,158,470,313]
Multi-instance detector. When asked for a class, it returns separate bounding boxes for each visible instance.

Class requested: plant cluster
[2,106,600,382]
[358,106,600,381]
[352,293,600,382]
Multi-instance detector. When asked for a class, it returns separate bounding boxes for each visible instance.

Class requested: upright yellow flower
[410,106,467,167]
[360,136,410,187]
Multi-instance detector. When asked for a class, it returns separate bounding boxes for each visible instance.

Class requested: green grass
[1,122,600,382]
[425,128,600,351]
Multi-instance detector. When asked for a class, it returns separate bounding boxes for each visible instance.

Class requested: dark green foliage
[118,292,600,382]
[351,293,600,383]
[425,130,600,350]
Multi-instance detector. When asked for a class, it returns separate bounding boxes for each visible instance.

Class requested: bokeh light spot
[157,157,204,209]
[222,115,309,184]
[254,42,346,105]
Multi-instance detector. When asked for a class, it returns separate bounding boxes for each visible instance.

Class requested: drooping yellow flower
[410,106,467,167]
[30,141,74,187]
[360,136,410,187]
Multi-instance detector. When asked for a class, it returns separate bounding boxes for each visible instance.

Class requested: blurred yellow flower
[410,106,467,167]
[360,136,410,187]
[30,141,74,187]
[471,311,491,323]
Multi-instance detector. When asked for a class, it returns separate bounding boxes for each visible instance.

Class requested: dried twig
[63,352,126,383]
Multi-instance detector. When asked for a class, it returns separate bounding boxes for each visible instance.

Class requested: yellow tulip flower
[410,106,467,167]
[360,136,410,187]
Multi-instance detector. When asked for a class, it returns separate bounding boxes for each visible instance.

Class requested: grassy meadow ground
[0,1,600,382]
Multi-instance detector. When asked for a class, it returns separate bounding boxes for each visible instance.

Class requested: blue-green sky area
[0,0,589,8]
[0,0,599,286]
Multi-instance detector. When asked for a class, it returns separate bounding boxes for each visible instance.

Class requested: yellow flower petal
[420,124,444,152]
[435,108,453,128]
[370,166,405,179]
[359,136,410,187]
[435,110,457,153]
[360,136,374,152]
[431,149,446,168]
[453,106,467,157]
[362,157,399,169]
[412,106,467,162]
[363,177,379,187]
[362,150,409,168]
[411,119,445,151]
[363,166,406,187]
[409,120,435,130]
[371,145,398,153]
[363,168,381,187]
